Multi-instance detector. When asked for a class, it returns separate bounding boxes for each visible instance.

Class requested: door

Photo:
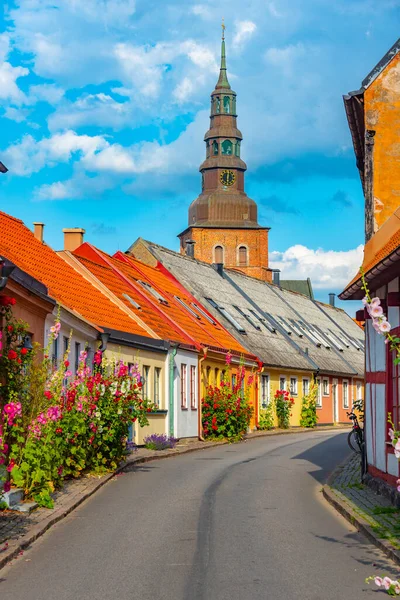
[332,379,339,423]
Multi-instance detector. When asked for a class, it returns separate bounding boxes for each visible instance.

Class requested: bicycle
[347,409,367,480]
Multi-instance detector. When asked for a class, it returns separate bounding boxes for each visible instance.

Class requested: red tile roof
[0,211,148,336]
[73,243,252,356]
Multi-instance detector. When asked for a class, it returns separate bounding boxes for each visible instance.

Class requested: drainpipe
[169,345,178,438]
[198,347,208,441]
[255,361,264,429]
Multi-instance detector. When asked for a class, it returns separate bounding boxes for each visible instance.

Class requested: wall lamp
[0,259,15,292]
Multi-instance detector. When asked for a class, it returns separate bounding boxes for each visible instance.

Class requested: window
[142,365,150,399]
[190,365,196,409]
[235,141,240,157]
[213,140,219,155]
[233,306,261,330]
[174,296,201,319]
[214,245,224,264]
[122,293,141,309]
[231,373,237,389]
[248,309,276,333]
[206,298,246,334]
[356,381,363,401]
[181,364,187,408]
[221,139,233,155]
[343,380,349,409]
[137,280,168,305]
[388,343,400,432]
[302,378,310,397]
[74,342,81,373]
[206,141,210,158]
[323,378,329,396]
[261,374,270,408]
[316,378,322,407]
[206,366,211,385]
[216,96,221,113]
[279,376,286,391]
[238,246,248,267]
[52,336,58,367]
[223,96,230,113]
[214,368,219,385]
[63,335,69,357]
[220,370,226,383]
[154,367,161,407]
[290,377,298,395]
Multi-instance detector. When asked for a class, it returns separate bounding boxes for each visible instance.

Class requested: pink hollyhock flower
[370,297,381,308]
[370,305,383,318]
[394,440,400,459]
[225,352,232,365]
[379,320,391,333]
[374,577,383,587]
[383,577,393,590]
[389,428,395,440]
[362,296,368,306]
[76,402,83,412]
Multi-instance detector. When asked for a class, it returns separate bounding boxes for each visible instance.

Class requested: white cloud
[233,21,257,48]
[36,181,71,200]
[270,244,364,289]
[265,42,306,76]
[3,106,30,123]
[268,2,284,17]
[173,77,196,103]
[191,5,212,19]
[0,61,29,104]
[29,83,65,104]
[48,93,130,131]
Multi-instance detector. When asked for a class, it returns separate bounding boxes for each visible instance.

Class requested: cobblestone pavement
[328,453,400,549]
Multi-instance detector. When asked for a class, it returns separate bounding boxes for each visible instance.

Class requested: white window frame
[316,377,322,408]
[190,365,197,410]
[181,364,187,409]
[261,373,270,408]
[356,381,363,401]
[279,375,286,391]
[290,376,298,396]
[322,378,329,397]
[302,378,310,397]
[342,379,349,409]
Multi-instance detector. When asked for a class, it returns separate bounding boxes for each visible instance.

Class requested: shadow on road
[292,432,350,484]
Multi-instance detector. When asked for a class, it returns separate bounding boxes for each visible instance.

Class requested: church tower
[178,24,272,282]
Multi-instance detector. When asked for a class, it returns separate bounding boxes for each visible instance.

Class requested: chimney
[329,293,336,307]
[185,240,195,258]
[272,269,280,286]
[63,228,85,252]
[212,263,224,276]
[33,222,45,243]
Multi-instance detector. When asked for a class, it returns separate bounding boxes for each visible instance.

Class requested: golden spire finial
[222,18,225,40]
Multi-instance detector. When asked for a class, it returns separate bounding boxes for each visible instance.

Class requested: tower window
[206,141,210,158]
[214,245,224,264]
[223,96,230,114]
[213,140,219,155]
[216,96,221,113]
[235,141,241,157]
[238,246,248,266]
[221,140,233,155]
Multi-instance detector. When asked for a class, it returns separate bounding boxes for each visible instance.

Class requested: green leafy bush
[300,380,318,428]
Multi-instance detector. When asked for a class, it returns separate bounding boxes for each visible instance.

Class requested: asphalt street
[1,430,399,599]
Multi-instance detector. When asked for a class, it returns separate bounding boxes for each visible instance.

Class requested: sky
[0,0,399,315]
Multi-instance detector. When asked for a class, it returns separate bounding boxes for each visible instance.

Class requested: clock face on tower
[220,169,235,187]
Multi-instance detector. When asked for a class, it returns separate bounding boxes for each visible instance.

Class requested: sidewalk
[323,453,400,565]
[0,425,346,570]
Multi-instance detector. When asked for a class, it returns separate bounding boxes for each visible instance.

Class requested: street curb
[322,457,400,567]
[0,425,347,571]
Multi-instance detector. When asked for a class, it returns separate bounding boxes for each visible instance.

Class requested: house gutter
[198,347,208,441]
[169,345,179,438]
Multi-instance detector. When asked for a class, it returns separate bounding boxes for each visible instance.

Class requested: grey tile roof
[136,240,364,377]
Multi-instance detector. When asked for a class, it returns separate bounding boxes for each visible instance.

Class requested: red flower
[7,349,17,360]
[20,348,28,356]
[7,325,13,332]
[64,360,70,367]
[56,427,63,434]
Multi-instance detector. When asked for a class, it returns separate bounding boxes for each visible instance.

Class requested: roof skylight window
[287,319,304,338]
[122,293,141,310]
[248,309,276,333]
[275,316,293,335]
[174,296,201,319]
[191,302,217,325]
[137,280,168,305]
[324,330,344,351]
[206,298,246,334]
[233,306,261,330]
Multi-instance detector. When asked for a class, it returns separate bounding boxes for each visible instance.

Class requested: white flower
[98,425,103,433]
[95,411,101,419]
[117,408,122,415]
[100,384,106,396]
[362,296,368,306]
[389,428,395,440]
[374,576,383,587]
[110,382,118,395]
[383,577,393,590]
[370,297,381,307]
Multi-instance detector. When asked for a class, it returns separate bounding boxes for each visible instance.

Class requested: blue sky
[0,0,399,314]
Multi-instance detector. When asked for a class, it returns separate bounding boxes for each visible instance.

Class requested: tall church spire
[216,19,231,90]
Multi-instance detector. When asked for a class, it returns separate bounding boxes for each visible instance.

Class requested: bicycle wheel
[348,429,362,454]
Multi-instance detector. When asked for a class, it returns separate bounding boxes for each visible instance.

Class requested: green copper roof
[280,279,315,300]
[215,38,231,89]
